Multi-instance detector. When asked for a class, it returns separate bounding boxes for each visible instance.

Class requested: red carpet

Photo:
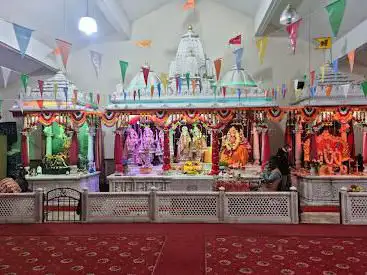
[0,234,165,274]
[1,223,367,274]
[205,235,367,274]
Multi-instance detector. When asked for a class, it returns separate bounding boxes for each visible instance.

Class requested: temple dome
[221,66,257,88]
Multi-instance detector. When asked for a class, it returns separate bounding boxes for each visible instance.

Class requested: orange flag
[183,0,195,10]
[347,50,355,73]
[325,85,332,97]
[52,47,61,55]
[135,40,152,48]
[214,58,222,81]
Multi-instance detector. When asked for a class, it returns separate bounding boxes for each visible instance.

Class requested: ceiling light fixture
[78,0,98,35]
[279,4,301,26]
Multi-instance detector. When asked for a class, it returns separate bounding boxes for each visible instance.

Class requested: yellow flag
[256,37,268,65]
[314,37,332,49]
[160,73,168,95]
[320,65,325,82]
[135,40,152,48]
[53,83,58,99]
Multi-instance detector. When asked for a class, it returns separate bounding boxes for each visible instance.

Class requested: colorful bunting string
[347,50,355,73]
[55,39,72,69]
[13,23,33,58]
[119,61,129,84]
[325,0,346,37]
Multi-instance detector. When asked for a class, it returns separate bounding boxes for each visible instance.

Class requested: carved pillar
[210,129,220,175]
[162,128,171,171]
[295,122,303,169]
[87,126,96,171]
[252,124,260,164]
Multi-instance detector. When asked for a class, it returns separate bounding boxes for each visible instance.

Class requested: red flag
[286,20,301,54]
[214,58,222,81]
[55,39,72,68]
[36,100,43,109]
[38,80,44,97]
[222,87,226,97]
[96,93,100,105]
[142,67,150,86]
[310,71,315,87]
[229,35,241,45]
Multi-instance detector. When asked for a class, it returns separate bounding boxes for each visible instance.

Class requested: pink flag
[214,58,222,81]
[96,93,101,105]
[229,35,241,45]
[142,67,150,86]
[55,39,72,69]
[222,87,226,97]
[38,80,44,98]
[286,20,302,54]
[347,50,355,72]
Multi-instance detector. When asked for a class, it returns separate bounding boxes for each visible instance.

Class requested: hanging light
[279,4,301,26]
[78,0,98,35]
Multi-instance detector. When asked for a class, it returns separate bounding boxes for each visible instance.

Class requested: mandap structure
[105,26,280,192]
[289,63,367,206]
[10,72,101,192]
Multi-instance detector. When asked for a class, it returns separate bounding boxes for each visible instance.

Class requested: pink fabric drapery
[261,130,270,169]
[94,128,104,172]
[21,133,29,167]
[363,132,367,164]
[69,131,78,166]
[114,130,123,173]
[347,123,355,160]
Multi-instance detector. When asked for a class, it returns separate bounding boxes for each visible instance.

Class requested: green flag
[20,74,29,92]
[119,60,128,84]
[185,72,190,90]
[361,81,367,97]
[325,0,346,37]
[89,92,94,103]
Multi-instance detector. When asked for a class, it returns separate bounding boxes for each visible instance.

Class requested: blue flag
[332,59,339,73]
[13,24,33,58]
[234,48,244,70]
[63,87,68,101]
[157,83,161,98]
[310,86,317,97]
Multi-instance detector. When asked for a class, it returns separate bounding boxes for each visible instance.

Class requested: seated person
[0,177,21,193]
[260,156,282,191]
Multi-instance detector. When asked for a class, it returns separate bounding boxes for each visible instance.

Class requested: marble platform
[298,175,367,206]
[26,172,100,193]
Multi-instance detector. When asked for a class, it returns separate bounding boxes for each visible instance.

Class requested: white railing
[0,189,43,223]
[84,187,299,224]
[340,187,367,225]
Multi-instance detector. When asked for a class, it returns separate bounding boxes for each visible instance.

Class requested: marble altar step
[300,212,340,224]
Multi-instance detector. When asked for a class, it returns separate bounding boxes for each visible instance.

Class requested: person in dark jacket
[276,144,291,191]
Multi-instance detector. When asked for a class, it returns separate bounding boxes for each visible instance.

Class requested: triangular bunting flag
[191,79,196,95]
[38,80,44,97]
[157,83,161,98]
[325,85,333,97]
[63,87,68,101]
[55,39,72,69]
[53,83,58,99]
[13,24,33,58]
[325,0,346,37]
[160,73,168,95]
[150,85,154,98]
[229,35,241,45]
[185,72,190,90]
[320,65,325,82]
[282,84,287,98]
[96,93,100,105]
[256,37,268,65]
[36,99,43,109]
[119,61,129,84]
[89,92,93,103]
[332,59,339,73]
[135,40,152,48]
[222,87,226,97]
[342,84,350,98]
[20,74,29,93]
[1,66,12,88]
[347,50,355,73]
[310,71,316,87]
[361,82,367,97]
[90,50,102,78]
[142,66,150,86]
[183,0,195,10]
[214,58,222,81]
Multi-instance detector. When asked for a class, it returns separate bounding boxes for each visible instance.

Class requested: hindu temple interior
[1,0,367,274]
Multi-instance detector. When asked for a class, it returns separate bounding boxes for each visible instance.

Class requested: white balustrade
[340,187,367,225]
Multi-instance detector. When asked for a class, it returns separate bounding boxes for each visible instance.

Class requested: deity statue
[137,127,155,168]
[154,130,164,163]
[125,128,139,164]
[177,126,192,162]
[220,127,249,168]
[190,125,207,162]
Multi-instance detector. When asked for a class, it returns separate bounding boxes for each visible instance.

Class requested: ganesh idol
[220,126,250,168]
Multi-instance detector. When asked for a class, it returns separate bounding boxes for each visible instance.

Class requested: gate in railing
[43,188,81,222]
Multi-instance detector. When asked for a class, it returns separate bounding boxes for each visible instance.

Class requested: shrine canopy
[10,71,97,115]
[291,63,366,107]
[107,26,276,112]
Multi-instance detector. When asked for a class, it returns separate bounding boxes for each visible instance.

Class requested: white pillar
[88,126,96,171]
[43,126,53,156]
[295,122,303,169]
[253,124,260,164]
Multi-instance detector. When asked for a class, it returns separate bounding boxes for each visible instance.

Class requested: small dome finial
[188,25,193,31]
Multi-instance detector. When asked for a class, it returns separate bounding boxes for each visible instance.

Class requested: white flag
[90,50,102,78]
[1,66,12,88]
[342,84,350,98]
